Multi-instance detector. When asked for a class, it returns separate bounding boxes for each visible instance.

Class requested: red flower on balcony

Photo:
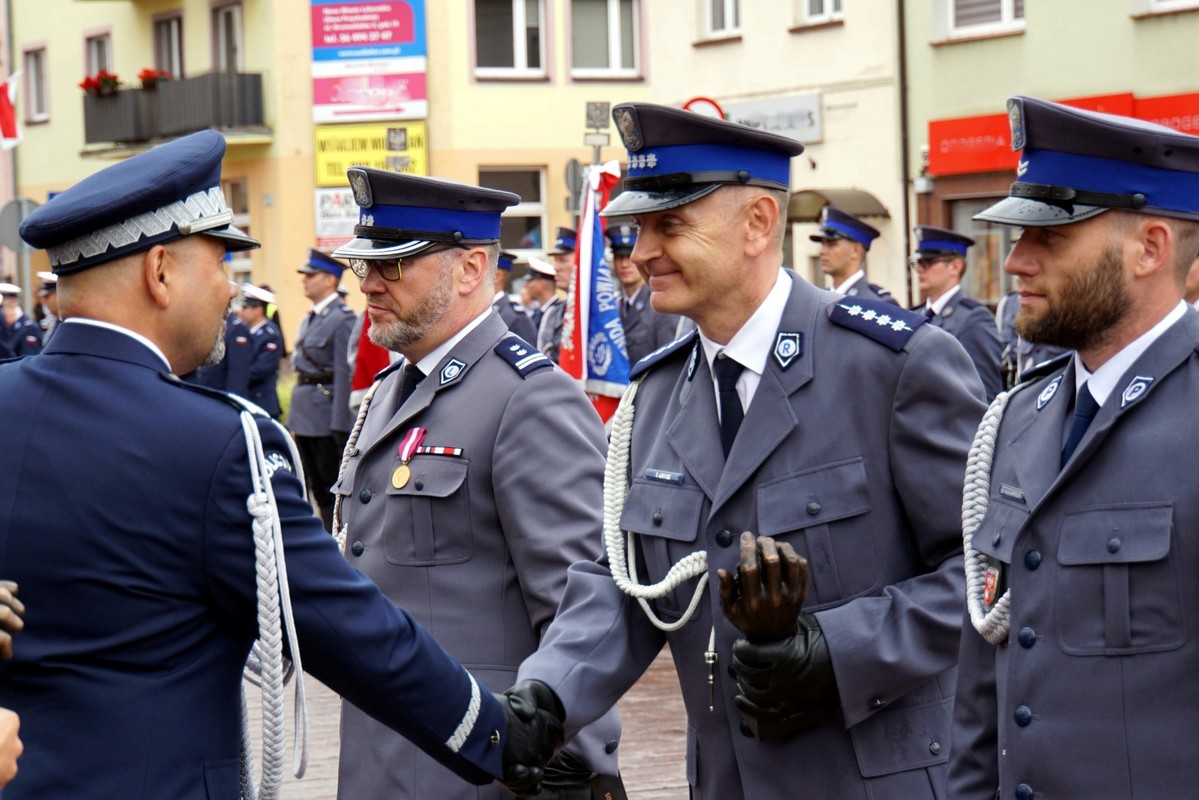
[79,69,121,97]
[137,68,173,90]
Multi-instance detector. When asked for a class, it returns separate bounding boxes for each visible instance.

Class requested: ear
[458,248,490,295]
[1133,217,1173,281]
[142,245,172,309]
[744,193,780,258]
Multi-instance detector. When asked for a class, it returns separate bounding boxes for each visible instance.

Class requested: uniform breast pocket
[1054,503,1182,655]
[620,479,706,618]
[384,458,473,566]
[757,458,875,609]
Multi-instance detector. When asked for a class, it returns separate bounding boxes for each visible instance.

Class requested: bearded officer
[330,168,625,800]
[513,103,986,799]
[492,250,537,342]
[0,130,560,799]
[950,97,1199,800]
[809,206,898,305]
[608,223,680,364]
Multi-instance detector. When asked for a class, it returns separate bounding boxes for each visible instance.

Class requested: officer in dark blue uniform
[0,283,43,358]
[911,225,1004,399]
[809,206,898,304]
[493,251,537,342]
[0,130,560,800]
[237,283,284,418]
[182,312,253,395]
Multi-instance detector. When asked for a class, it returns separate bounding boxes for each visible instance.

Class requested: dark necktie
[713,355,745,459]
[1060,381,1099,468]
[396,363,425,408]
[924,306,936,320]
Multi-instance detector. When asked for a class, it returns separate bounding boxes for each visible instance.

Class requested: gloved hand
[536,750,596,800]
[0,582,25,661]
[718,532,808,642]
[496,680,566,797]
[730,612,840,740]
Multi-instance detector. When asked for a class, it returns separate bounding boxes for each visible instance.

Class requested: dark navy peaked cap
[497,251,517,271]
[297,248,347,278]
[914,225,974,257]
[602,102,804,218]
[547,226,577,255]
[809,206,880,250]
[333,168,520,260]
[20,130,258,274]
[605,223,637,254]
[978,95,1199,227]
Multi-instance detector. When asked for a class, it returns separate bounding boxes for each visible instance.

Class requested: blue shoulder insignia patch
[495,336,553,378]
[630,328,699,380]
[829,298,925,352]
[1020,351,1072,384]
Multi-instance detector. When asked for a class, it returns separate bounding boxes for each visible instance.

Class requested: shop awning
[787,189,890,223]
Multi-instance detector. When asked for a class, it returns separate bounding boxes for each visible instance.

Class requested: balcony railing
[82,72,268,146]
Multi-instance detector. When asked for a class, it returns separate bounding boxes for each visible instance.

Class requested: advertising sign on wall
[314,121,429,187]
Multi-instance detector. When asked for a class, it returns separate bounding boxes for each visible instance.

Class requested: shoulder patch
[336,302,356,316]
[829,298,926,352]
[869,282,893,298]
[630,328,699,380]
[1020,351,1072,383]
[494,336,553,378]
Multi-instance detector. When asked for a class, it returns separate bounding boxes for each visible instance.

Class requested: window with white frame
[951,0,1023,35]
[708,0,740,35]
[479,168,547,253]
[571,0,639,78]
[1134,0,1199,13]
[801,0,843,24]
[154,15,184,79]
[476,0,546,78]
[23,48,48,122]
[213,2,244,72]
[85,33,111,75]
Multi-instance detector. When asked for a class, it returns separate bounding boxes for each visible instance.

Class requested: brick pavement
[244,647,689,799]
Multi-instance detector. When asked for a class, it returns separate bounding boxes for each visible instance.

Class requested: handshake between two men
[497,530,828,796]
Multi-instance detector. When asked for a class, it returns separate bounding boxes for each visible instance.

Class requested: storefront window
[951,198,1019,307]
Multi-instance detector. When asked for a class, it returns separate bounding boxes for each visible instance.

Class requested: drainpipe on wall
[896,0,914,308]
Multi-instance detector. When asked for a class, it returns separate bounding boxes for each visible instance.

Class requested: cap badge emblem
[614,107,644,152]
[1008,99,1026,151]
[349,169,373,208]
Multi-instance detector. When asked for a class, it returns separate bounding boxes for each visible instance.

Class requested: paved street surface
[245,647,689,799]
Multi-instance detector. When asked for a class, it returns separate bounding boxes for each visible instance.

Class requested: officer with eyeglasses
[910,225,1004,399]
[329,168,626,800]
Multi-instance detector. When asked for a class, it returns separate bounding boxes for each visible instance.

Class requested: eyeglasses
[908,256,953,272]
[349,245,466,282]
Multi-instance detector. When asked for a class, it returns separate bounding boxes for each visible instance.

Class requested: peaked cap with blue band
[547,226,577,255]
[977,95,1199,227]
[605,223,637,254]
[20,130,258,274]
[497,251,517,271]
[914,225,974,257]
[333,167,520,260]
[601,102,804,218]
[808,206,880,250]
[297,248,347,277]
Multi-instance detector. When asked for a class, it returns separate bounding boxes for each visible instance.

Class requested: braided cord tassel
[333,379,383,553]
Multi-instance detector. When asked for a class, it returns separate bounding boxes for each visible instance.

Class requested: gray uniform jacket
[493,294,538,343]
[333,311,621,799]
[950,311,1199,800]
[841,274,899,306]
[521,277,986,799]
[537,295,565,363]
[620,287,682,365]
[928,291,1004,401]
[288,299,356,436]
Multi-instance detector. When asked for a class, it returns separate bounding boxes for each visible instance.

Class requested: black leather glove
[535,750,595,800]
[496,680,566,797]
[0,581,24,661]
[730,612,840,740]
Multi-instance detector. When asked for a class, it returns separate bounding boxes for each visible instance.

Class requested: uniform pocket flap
[757,458,870,537]
[331,456,360,496]
[971,499,1030,563]
[1058,503,1173,565]
[620,479,705,542]
[384,457,469,499]
[850,696,951,778]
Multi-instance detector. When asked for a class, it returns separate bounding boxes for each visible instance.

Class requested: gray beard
[202,320,227,367]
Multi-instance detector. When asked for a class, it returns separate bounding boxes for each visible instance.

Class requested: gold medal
[391,463,411,489]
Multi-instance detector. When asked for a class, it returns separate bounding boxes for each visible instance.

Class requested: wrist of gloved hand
[730,612,840,740]
[496,680,566,797]
[533,750,597,800]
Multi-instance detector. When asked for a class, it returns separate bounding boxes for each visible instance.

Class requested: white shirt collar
[927,284,961,316]
[492,290,506,305]
[699,268,792,380]
[249,319,268,334]
[311,292,339,316]
[1074,300,1188,406]
[624,285,645,304]
[61,318,172,371]
[413,307,493,376]
[832,270,865,295]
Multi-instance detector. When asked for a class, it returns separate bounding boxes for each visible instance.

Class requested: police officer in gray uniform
[493,250,537,342]
[608,223,681,364]
[950,97,1199,800]
[289,248,357,530]
[911,225,1004,400]
[330,168,625,800]
[513,103,986,799]
[809,206,899,305]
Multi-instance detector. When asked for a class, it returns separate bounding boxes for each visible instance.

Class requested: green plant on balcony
[78,69,121,97]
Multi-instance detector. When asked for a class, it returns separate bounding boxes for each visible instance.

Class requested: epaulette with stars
[829,297,926,352]
[630,328,699,380]
[494,335,553,378]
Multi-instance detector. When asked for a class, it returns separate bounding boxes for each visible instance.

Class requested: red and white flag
[0,72,21,150]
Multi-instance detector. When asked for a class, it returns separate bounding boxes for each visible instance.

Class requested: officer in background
[492,250,537,342]
[911,225,1004,399]
[330,168,624,800]
[608,222,680,364]
[36,272,60,344]
[950,96,1199,800]
[809,206,898,304]
[237,283,284,418]
[515,103,986,799]
[182,309,253,396]
[1,130,558,800]
[546,225,577,293]
[995,288,1070,388]
[289,249,357,531]
[0,283,42,358]
[531,256,566,361]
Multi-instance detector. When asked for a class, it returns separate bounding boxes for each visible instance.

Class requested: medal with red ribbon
[391,427,427,489]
